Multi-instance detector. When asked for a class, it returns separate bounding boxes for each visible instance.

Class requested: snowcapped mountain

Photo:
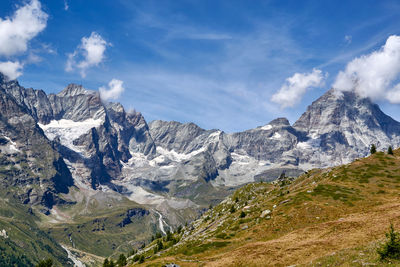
[2,73,400,237]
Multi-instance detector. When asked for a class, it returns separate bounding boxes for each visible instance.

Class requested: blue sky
[1,0,400,132]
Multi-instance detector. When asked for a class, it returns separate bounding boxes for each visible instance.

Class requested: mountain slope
[132,149,400,266]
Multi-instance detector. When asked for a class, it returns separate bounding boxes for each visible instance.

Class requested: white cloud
[0,0,48,57]
[0,61,23,80]
[271,69,326,108]
[99,79,125,102]
[64,0,69,11]
[66,32,110,77]
[333,35,400,102]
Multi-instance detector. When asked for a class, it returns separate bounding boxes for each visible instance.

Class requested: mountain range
[1,72,400,265]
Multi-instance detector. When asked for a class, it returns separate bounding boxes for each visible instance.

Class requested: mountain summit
[291,89,400,168]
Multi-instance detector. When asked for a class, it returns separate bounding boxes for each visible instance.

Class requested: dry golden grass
[132,150,400,266]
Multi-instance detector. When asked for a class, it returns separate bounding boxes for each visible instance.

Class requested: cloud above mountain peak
[334,35,400,103]
[271,69,326,108]
[99,79,125,102]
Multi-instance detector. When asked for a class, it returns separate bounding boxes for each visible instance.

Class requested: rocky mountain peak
[269,117,290,127]
[293,88,379,133]
[57,83,94,97]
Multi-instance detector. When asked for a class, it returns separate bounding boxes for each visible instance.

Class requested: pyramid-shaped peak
[293,87,396,134]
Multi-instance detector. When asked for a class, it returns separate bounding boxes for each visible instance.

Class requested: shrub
[388,146,394,155]
[377,224,400,260]
[239,211,246,218]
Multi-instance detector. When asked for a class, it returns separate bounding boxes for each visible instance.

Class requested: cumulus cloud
[0,0,48,57]
[333,35,400,102]
[66,32,110,77]
[99,79,125,102]
[271,69,326,108]
[0,61,23,80]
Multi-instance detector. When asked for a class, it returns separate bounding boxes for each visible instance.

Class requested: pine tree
[377,224,400,260]
[370,144,377,154]
[157,239,164,251]
[388,146,394,155]
[139,255,145,263]
[230,205,236,213]
[117,254,127,266]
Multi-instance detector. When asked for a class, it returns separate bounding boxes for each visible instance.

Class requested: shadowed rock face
[0,76,73,211]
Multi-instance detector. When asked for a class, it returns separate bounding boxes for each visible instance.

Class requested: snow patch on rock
[260,124,272,131]
[38,119,103,154]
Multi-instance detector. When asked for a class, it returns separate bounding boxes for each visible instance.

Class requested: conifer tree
[370,144,377,154]
[388,146,394,155]
[117,254,127,266]
[377,224,400,260]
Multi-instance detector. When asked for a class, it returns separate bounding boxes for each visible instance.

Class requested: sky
[1,0,400,132]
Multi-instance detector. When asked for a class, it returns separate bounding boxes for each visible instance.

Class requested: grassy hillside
[0,198,71,266]
[129,149,400,266]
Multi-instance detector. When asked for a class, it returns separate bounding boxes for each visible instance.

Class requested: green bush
[239,211,246,218]
[377,224,400,260]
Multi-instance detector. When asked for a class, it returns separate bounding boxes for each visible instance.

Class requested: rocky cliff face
[1,79,158,189]
[0,74,73,212]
